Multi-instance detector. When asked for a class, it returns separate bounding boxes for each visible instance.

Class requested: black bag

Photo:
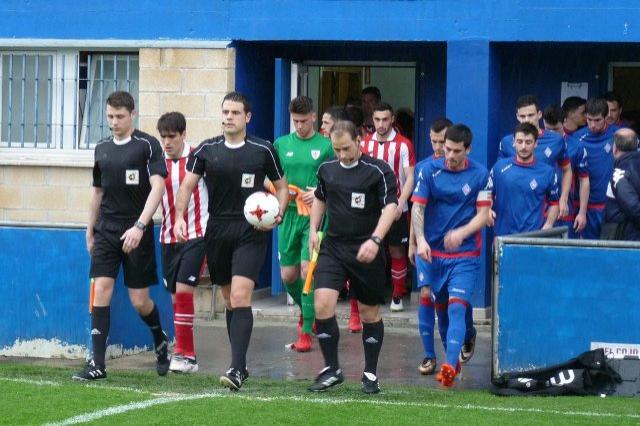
[491,349,622,396]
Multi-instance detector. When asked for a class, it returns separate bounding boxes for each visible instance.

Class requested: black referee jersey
[92,129,168,222]
[187,135,284,221]
[315,155,398,239]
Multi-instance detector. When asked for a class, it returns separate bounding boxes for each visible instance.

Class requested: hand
[256,212,282,231]
[558,198,569,219]
[416,237,432,263]
[301,190,315,207]
[541,222,553,230]
[356,239,379,264]
[309,231,319,256]
[120,226,143,254]
[574,213,587,232]
[86,230,94,255]
[487,209,496,227]
[175,218,188,243]
[408,241,417,266]
[444,229,463,252]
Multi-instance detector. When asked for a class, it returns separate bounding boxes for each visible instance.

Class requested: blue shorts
[582,208,604,240]
[416,256,479,302]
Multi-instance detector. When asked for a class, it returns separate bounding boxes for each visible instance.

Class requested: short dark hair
[223,91,251,113]
[603,91,623,108]
[345,105,364,127]
[289,96,314,115]
[361,86,381,101]
[106,91,135,112]
[157,111,186,134]
[514,122,539,140]
[430,117,453,133]
[445,124,473,148]
[543,104,565,126]
[516,95,540,111]
[562,96,586,114]
[373,102,393,115]
[585,98,609,118]
[325,106,349,122]
[331,119,358,141]
[614,129,639,152]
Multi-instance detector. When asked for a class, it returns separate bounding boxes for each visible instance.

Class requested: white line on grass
[0,377,61,387]
[45,390,640,425]
[0,376,151,394]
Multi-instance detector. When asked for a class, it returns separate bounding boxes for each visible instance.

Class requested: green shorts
[278,206,310,267]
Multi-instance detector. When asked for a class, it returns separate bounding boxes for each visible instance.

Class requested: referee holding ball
[308,120,398,394]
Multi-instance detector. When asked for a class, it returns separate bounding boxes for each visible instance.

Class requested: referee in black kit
[73,91,170,381]
[174,92,289,391]
[309,120,398,394]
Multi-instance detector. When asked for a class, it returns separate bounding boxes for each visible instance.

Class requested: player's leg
[388,215,409,312]
[124,225,169,376]
[278,210,305,329]
[582,207,604,240]
[416,256,440,375]
[73,219,120,381]
[434,287,449,353]
[348,291,362,333]
[349,243,387,394]
[308,238,346,392]
[460,303,476,364]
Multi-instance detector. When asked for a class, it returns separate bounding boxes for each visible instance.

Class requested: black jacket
[604,151,640,241]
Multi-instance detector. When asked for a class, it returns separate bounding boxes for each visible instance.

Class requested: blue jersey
[490,157,559,236]
[571,125,619,206]
[413,153,442,184]
[498,129,569,169]
[411,157,492,257]
[560,134,589,221]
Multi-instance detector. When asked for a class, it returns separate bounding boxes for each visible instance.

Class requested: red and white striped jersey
[361,129,416,211]
[160,143,209,244]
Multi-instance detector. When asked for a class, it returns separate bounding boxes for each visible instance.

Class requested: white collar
[113,136,132,145]
[372,128,396,142]
[340,160,359,169]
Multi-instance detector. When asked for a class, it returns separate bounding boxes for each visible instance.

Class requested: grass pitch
[1,362,639,425]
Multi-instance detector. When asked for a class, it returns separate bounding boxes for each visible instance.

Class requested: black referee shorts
[314,236,387,306]
[90,218,158,288]
[161,237,207,294]
[386,212,409,246]
[204,220,268,285]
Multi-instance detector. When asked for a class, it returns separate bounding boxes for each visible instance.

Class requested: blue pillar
[446,40,501,310]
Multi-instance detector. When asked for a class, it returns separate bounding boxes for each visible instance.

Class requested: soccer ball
[243,191,280,228]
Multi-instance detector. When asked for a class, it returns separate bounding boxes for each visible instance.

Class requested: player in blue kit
[498,95,571,220]
[491,123,560,236]
[569,98,619,239]
[411,124,492,387]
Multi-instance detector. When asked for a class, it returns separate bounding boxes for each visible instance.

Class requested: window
[0,50,139,152]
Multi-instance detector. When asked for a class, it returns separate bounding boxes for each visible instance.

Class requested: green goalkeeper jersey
[274,131,334,206]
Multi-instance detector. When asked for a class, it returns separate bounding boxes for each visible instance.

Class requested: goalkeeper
[274,95,334,352]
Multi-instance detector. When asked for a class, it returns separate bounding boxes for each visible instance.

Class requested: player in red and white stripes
[361,102,415,312]
[157,112,209,373]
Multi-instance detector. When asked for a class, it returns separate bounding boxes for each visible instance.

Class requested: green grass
[1,362,639,425]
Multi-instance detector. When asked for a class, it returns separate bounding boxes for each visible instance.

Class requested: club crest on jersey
[241,173,255,188]
[529,179,538,190]
[311,150,320,160]
[125,169,139,185]
[544,147,552,158]
[462,183,471,196]
[351,192,366,209]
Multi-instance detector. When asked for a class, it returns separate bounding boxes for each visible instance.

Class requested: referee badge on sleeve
[125,169,139,185]
[351,192,365,209]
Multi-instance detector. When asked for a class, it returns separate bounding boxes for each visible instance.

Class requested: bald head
[613,128,639,157]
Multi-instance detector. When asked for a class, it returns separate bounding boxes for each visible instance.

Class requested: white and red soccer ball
[243,191,280,227]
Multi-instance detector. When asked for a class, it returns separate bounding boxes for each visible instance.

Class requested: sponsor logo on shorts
[241,173,255,188]
[351,192,366,209]
[126,169,139,185]
[419,272,424,282]
[188,276,196,282]
[401,237,408,243]
[451,287,466,294]
[311,150,320,160]
[462,183,471,196]
[286,151,294,157]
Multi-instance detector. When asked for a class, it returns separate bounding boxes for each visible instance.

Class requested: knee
[281,269,298,285]
[129,295,150,313]
[314,296,335,319]
[419,286,432,298]
[359,305,381,323]
[229,289,250,308]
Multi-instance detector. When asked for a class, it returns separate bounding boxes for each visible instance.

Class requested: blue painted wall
[494,242,640,376]
[0,226,174,356]
[2,1,640,42]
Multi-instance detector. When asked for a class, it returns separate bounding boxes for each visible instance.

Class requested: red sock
[174,292,195,358]
[391,257,407,298]
[350,297,360,316]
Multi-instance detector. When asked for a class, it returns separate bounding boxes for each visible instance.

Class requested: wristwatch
[135,220,146,232]
[370,235,383,246]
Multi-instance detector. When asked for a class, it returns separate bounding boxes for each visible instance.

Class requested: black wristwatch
[135,220,146,232]
[370,235,383,246]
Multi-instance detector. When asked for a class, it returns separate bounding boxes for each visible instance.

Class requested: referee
[308,120,398,394]
[73,91,169,381]
[174,92,289,391]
